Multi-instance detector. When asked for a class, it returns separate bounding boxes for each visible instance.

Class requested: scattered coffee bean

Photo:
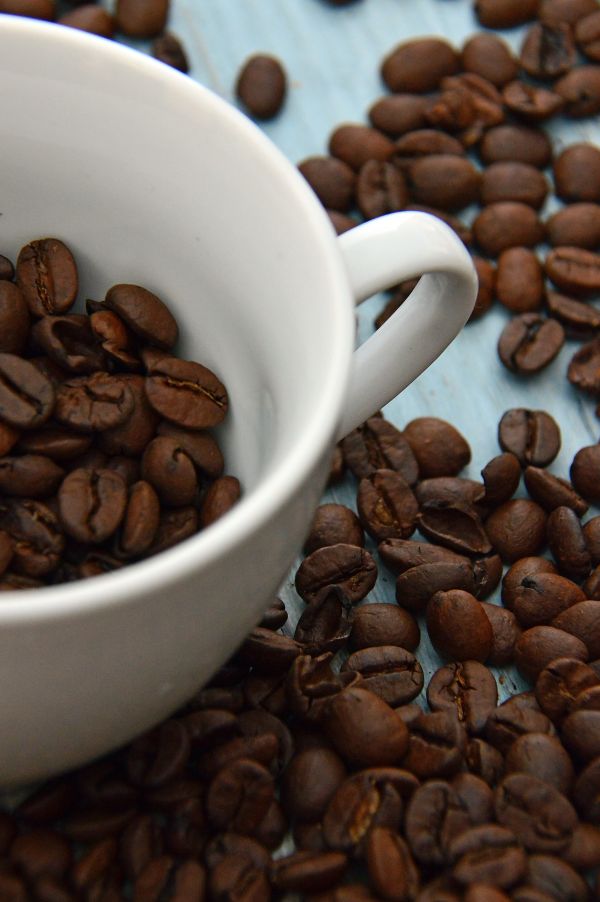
[235,53,287,120]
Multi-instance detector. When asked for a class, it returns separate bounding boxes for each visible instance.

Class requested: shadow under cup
[0,19,354,783]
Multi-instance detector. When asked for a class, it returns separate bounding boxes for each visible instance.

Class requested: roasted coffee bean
[546,246,600,296]
[427,590,492,662]
[494,772,577,853]
[485,694,554,755]
[366,827,420,902]
[561,708,600,761]
[417,502,491,556]
[498,313,565,374]
[526,855,588,902]
[470,257,496,320]
[235,53,287,120]
[427,661,498,734]
[294,587,353,656]
[546,289,600,339]
[403,417,470,478]
[58,467,127,544]
[554,65,600,116]
[16,238,77,317]
[524,467,587,516]
[238,626,302,673]
[520,21,576,79]
[547,205,600,253]
[357,469,418,542]
[329,124,394,172]
[547,505,591,580]
[505,732,574,793]
[341,646,423,707]
[270,850,347,894]
[32,314,106,375]
[480,453,521,509]
[540,0,598,24]
[563,821,600,869]
[403,711,467,779]
[356,160,408,219]
[392,130,465,172]
[286,653,360,726]
[198,475,240,528]
[496,249,544,313]
[281,747,346,823]
[10,829,72,881]
[325,686,409,767]
[117,480,160,558]
[475,0,539,28]
[298,156,356,213]
[473,203,545,257]
[473,552,504,597]
[0,255,14,281]
[341,416,419,483]
[571,444,600,503]
[568,337,600,395]
[0,353,55,430]
[461,33,519,86]
[448,824,526,889]
[510,571,585,628]
[485,499,547,563]
[405,780,473,866]
[127,719,190,789]
[114,0,168,36]
[502,80,565,121]
[0,499,63,578]
[54,372,134,433]
[415,476,484,509]
[395,560,476,613]
[553,599,600,658]
[59,4,114,35]
[498,408,560,468]
[0,282,29,355]
[452,772,494,825]
[145,355,228,429]
[152,32,189,72]
[380,38,459,93]
[350,602,420,651]
[576,9,600,61]
[515,625,589,683]
[205,757,274,834]
[156,422,223,478]
[481,163,549,210]
[378,537,468,573]
[466,738,505,786]
[295,543,377,605]
[479,125,553,169]
[140,436,197,507]
[554,143,600,203]
[368,94,430,136]
[584,516,600,566]
[118,815,162,880]
[535,657,600,723]
[406,155,480,213]
[573,756,600,822]
[481,603,522,666]
[0,454,63,499]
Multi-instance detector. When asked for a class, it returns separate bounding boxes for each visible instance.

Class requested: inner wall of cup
[0,27,348,494]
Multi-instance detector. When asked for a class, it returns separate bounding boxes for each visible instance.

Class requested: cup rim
[0,16,355,621]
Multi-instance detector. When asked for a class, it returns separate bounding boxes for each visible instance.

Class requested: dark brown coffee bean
[0,500,63,578]
[140,436,197,507]
[16,238,77,317]
[461,33,519,86]
[535,657,600,723]
[481,163,549,210]
[118,815,162,880]
[427,661,498,734]
[395,560,476,613]
[498,408,560,468]
[350,602,420,651]
[486,499,547,563]
[480,125,553,169]
[452,772,494,826]
[547,290,600,340]
[470,257,496,320]
[356,160,408,220]
[403,711,468,779]
[58,4,114,35]
[554,144,600,203]
[573,756,600,823]
[546,246,600,298]
[466,738,505,786]
[405,780,473,866]
[571,445,600,503]
[494,773,577,853]
[325,686,409,767]
[498,314,565,374]
[403,417,470,477]
[366,827,420,902]
[502,558,560,607]
[295,543,377,605]
[554,65,600,116]
[0,255,14,281]
[238,626,302,674]
[547,204,600,251]
[484,694,554,754]
[156,422,223,478]
[511,571,585,628]
[235,54,286,119]
[381,38,460,93]
[524,467,587,516]
[0,282,29,355]
[481,603,522,666]
[562,708,600,761]
[553,599,600,658]
[473,203,545,257]
[547,505,591,580]
[0,454,63,499]
[568,337,600,396]
[448,824,527,889]
[95,375,158,457]
[515,625,589,683]
[152,32,189,72]
[341,646,423,707]
[502,81,565,121]
[378,537,468,573]
[281,747,346,823]
[294,587,353,656]
[563,821,600,869]
[475,0,539,28]
[117,480,160,558]
[205,757,274,834]
[357,469,418,542]
[199,475,241,528]
[576,9,600,60]
[54,373,134,433]
[10,830,72,881]
[584,516,600,567]
[298,156,356,213]
[415,476,485,509]
[526,855,588,902]
[341,415,419,483]
[0,353,55,430]
[393,131,466,172]
[114,0,168,36]
[286,653,358,726]
[505,732,574,793]
[496,249,544,313]
[127,719,190,789]
[520,21,576,79]
[406,155,480,213]
[368,94,430,136]
[480,453,521,509]
[427,589,493,662]
[329,124,394,172]
[541,0,598,24]
[58,467,127,543]
[145,355,228,429]
[417,502,491,556]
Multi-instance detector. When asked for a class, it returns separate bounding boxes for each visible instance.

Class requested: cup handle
[335,211,478,440]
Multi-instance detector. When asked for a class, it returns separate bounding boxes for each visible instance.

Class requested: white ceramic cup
[0,16,477,786]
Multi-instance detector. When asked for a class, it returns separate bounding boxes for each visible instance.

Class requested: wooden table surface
[151,0,600,705]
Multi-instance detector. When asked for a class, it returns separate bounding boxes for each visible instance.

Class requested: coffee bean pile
[0,237,238,588]
[0,0,189,73]
[295,0,600,407]
[1,408,600,898]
